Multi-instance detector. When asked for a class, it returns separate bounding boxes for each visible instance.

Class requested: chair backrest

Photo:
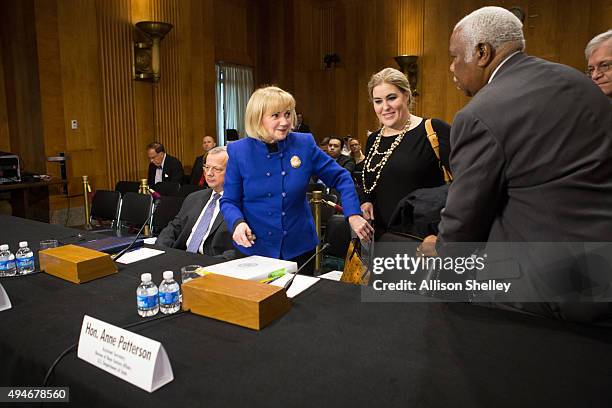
[115,181,140,197]
[179,184,202,198]
[308,183,328,193]
[324,214,352,258]
[118,192,152,227]
[151,196,184,233]
[153,181,181,196]
[90,190,121,224]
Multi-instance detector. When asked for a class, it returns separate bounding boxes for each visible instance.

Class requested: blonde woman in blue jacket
[220,86,373,272]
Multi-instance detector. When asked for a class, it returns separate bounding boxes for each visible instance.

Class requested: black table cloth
[0,215,611,407]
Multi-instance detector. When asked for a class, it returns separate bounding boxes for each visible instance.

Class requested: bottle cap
[0,244,8,251]
[141,273,152,282]
[163,271,173,280]
[19,241,28,248]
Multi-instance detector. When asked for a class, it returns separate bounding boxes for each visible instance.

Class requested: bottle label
[16,256,34,269]
[0,260,8,271]
[159,290,179,305]
[137,294,159,309]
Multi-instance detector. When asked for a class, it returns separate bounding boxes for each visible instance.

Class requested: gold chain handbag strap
[424,119,453,184]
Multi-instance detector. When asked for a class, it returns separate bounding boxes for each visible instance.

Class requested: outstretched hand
[233,222,256,247]
[348,215,374,242]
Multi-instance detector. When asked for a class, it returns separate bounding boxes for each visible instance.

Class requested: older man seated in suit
[146,142,184,187]
[157,147,233,257]
[585,29,612,98]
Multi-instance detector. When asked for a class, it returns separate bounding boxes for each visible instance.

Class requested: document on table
[143,237,157,245]
[318,270,343,281]
[116,248,165,264]
[269,274,320,298]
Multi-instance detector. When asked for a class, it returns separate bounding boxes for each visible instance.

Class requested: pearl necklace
[361,119,411,194]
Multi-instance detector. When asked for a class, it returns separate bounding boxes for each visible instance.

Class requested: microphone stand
[111,195,154,262]
[283,243,331,292]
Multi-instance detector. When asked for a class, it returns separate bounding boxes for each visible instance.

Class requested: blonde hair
[245,86,297,140]
[367,67,413,107]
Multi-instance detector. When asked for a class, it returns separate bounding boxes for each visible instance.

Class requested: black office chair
[115,180,140,197]
[308,182,328,193]
[226,129,240,141]
[118,192,153,230]
[153,181,181,197]
[324,215,352,259]
[89,190,121,229]
[151,196,184,235]
[319,214,352,272]
[179,184,202,198]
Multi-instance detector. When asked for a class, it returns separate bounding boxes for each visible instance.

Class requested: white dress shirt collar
[488,51,521,84]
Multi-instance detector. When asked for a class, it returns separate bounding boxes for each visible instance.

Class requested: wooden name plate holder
[39,244,118,284]
[182,273,291,330]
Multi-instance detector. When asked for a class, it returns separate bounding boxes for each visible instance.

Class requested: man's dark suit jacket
[147,154,184,186]
[189,155,209,187]
[157,189,233,256]
[295,123,311,133]
[437,53,612,322]
[336,154,355,173]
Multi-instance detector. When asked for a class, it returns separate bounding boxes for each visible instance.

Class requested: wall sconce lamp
[394,55,419,96]
[133,21,173,82]
[323,53,340,69]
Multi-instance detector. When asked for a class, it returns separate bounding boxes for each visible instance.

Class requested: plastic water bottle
[15,241,35,275]
[159,271,181,314]
[137,273,159,317]
[0,244,16,277]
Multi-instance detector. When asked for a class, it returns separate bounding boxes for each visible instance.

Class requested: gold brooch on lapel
[290,155,301,168]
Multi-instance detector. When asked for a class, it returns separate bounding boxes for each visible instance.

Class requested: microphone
[111,195,154,262]
[283,243,331,292]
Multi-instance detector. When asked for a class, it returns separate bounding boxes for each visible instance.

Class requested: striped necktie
[186,192,221,253]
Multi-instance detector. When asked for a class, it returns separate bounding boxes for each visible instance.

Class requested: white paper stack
[201,255,298,282]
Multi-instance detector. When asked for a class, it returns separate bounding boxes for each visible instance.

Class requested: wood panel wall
[0,43,10,153]
[1,0,609,215]
[256,0,611,147]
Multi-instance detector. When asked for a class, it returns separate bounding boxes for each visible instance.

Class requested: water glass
[39,239,59,251]
[180,264,205,285]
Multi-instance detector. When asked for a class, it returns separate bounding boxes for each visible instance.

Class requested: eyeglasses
[148,152,163,162]
[586,60,611,77]
[203,164,225,173]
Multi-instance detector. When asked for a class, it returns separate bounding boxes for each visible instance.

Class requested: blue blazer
[220,132,361,260]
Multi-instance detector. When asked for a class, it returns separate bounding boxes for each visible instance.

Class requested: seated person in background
[147,142,184,187]
[585,29,612,98]
[328,137,355,173]
[348,138,366,171]
[157,147,233,257]
[190,135,217,187]
[294,112,311,133]
[318,136,331,154]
